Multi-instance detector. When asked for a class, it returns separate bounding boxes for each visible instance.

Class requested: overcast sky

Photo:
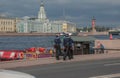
[0,0,120,27]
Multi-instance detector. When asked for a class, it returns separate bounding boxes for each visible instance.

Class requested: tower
[38,1,47,22]
[92,16,96,32]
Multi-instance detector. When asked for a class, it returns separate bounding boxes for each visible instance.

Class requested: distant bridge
[78,32,108,36]
[109,31,120,35]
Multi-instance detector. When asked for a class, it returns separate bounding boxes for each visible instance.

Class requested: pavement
[0,52,120,69]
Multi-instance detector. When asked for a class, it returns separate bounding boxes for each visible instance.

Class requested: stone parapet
[95,39,120,53]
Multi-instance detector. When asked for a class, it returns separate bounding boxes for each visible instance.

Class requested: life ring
[32,53,37,58]
[19,52,24,59]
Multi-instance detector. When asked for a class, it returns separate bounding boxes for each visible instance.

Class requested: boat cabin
[71,36,96,55]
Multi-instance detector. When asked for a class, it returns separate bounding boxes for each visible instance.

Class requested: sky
[0,0,120,27]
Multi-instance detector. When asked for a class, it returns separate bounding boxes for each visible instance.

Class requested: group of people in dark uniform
[54,33,74,60]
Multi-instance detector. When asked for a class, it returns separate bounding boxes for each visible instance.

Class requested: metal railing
[94,48,120,54]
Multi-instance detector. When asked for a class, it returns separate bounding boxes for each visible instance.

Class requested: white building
[16,2,76,33]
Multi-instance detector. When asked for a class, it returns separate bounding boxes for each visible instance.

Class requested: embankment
[0,33,57,36]
[95,39,120,53]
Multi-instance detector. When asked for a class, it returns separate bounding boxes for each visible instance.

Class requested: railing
[94,48,120,54]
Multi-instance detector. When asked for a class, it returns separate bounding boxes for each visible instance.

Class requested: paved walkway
[0,52,120,69]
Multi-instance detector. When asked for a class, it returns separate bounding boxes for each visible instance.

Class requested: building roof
[0,16,17,19]
[71,36,96,42]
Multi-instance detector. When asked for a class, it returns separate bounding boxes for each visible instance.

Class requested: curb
[0,53,120,69]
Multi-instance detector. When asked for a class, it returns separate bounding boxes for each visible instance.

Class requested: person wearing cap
[63,34,74,60]
[54,34,61,60]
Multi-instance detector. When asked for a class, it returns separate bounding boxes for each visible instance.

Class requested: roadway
[9,58,120,78]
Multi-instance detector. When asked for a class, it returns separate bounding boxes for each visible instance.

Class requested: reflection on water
[0,35,119,50]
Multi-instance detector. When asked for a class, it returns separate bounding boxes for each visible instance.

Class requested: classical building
[62,21,76,33]
[16,2,76,33]
[0,17,19,32]
[17,19,46,33]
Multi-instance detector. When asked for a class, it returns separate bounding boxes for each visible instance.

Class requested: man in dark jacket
[54,34,61,60]
[63,34,74,60]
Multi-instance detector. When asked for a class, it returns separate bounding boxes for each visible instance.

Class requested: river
[0,35,119,50]
[0,36,54,50]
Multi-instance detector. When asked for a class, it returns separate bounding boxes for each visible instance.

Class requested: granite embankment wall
[0,33,56,36]
[95,39,120,53]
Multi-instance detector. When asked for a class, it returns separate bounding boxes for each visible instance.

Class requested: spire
[40,1,44,7]
[38,1,47,22]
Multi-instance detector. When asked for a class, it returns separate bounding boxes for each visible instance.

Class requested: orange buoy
[109,34,113,40]
[39,47,45,52]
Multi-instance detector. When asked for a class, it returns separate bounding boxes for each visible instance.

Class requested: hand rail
[93,48,120,51]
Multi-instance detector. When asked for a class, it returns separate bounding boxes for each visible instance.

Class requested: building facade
[17,19,76,33]
[17,19,45,33]
[16,2,76,33]
[0,17,19,32]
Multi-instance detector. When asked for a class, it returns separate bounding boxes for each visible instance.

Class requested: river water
[0,35,119,50]
[0,36,54,50]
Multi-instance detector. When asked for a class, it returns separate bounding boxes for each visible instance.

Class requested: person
[54,34,61,60]
[100,43,104,53]
[69,36,74,59]
[63,34,74,60]
[96,41,101,54]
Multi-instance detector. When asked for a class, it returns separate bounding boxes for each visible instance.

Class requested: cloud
[0,0,120,26]
[0,12,9,17]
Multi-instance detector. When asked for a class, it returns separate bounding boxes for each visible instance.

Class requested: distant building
[17,19,45,33]
[37,2,49,22]
[0,17,20,32]
[16,2,76,33]
[50,20,76,33]
[62,21,76,33]
[17,19,76,33]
